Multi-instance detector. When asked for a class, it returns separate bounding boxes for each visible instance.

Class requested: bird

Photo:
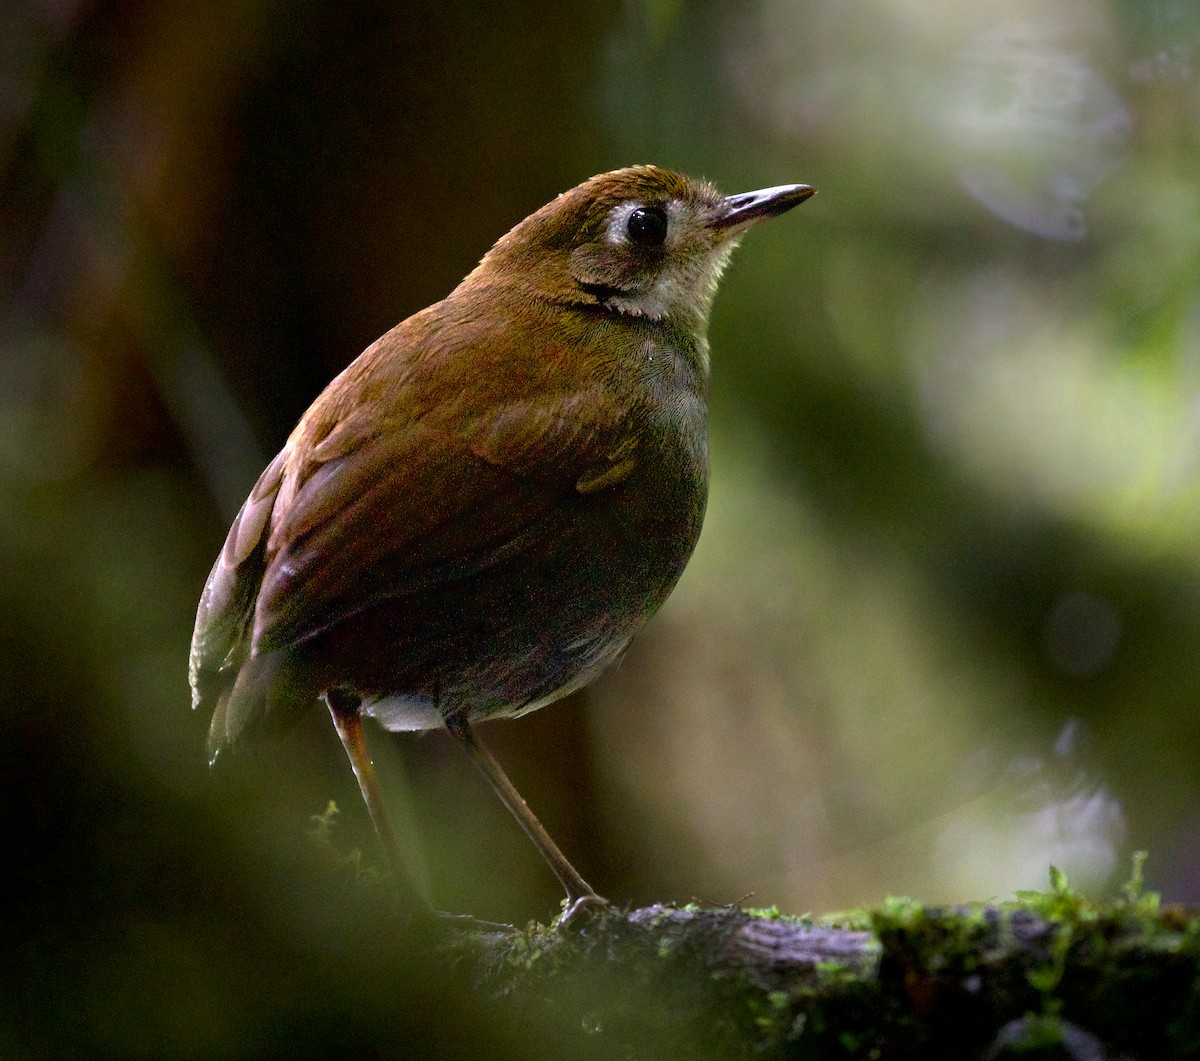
[189,165,814,922]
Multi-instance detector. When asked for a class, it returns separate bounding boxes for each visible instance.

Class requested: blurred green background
[4,0,1199,1055]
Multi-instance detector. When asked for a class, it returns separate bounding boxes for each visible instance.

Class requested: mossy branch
[440,862,1200,1060]
[311,814,1197,1058]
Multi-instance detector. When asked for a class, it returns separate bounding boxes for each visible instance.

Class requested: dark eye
[626,205,668,247]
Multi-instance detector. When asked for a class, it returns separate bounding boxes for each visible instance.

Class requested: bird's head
[467,165,814,332]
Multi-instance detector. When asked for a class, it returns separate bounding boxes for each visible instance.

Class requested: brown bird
[190,165,813,921]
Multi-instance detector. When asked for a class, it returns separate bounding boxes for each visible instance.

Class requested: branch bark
[442,891,1200,1060]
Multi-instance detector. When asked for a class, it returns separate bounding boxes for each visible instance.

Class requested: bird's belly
[336,454,707,729]
[361,623,629,732]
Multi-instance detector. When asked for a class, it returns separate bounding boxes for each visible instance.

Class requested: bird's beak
[712,184,816,233]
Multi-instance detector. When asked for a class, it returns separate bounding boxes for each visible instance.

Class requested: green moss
[435,856,1200,1058]
[305,799,384,887]
[742,905,784,920]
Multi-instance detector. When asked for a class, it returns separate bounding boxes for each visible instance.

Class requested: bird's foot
[556,892,611,930]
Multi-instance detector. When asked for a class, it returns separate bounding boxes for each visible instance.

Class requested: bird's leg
[444,712,606,919]
[326,688,429,920]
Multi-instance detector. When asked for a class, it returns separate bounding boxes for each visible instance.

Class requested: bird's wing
[188,446,287,716]
[247,375,639,657]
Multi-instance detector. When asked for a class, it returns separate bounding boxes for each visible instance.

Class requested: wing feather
[251,382,640,656]
[188,449,287,716]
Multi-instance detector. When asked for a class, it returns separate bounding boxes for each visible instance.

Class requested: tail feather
[205,649,292,763]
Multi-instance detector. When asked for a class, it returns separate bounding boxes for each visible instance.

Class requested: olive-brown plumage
[190,166,813,919]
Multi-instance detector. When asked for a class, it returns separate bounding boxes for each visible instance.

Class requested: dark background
[4,0,1199,1055]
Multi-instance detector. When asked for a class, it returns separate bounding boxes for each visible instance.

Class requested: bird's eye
[626,205,668,248]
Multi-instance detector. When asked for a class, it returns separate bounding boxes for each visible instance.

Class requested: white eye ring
[626,206,669,247]
[605,201,643,244]
[606,199,683,246]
